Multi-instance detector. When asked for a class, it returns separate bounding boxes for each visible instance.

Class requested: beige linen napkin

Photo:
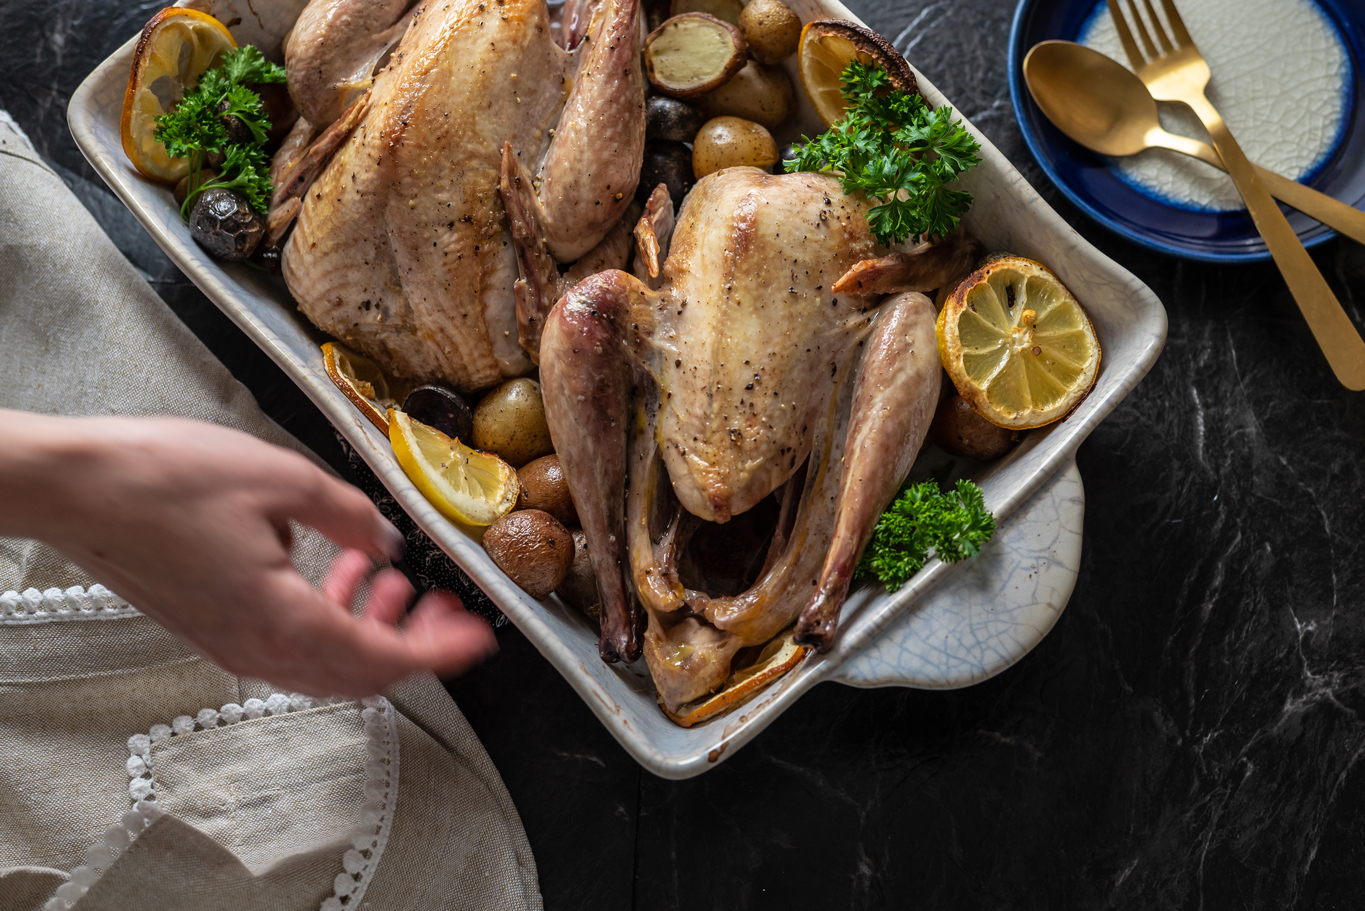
[0,113,540,911]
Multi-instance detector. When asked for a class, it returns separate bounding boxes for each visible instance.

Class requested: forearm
[0,409,110,541]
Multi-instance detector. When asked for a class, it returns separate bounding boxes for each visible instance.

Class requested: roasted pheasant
[540,171,977,712]
[280,0,645,391]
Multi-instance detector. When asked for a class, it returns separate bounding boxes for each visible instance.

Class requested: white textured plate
[69,0,1164,778]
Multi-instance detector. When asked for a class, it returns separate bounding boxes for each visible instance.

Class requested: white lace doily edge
[0,585,140,625]
[106,693,401,911]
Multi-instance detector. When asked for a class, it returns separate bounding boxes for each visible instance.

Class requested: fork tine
[1158,0,1195,47]
[1106,0,1146,69]
[1139,0,1172,53]
[1122,0,1161,60]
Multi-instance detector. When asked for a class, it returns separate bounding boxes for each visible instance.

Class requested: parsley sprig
[855,479,995,591]
[153,45,286,217]
[787,61,982,246]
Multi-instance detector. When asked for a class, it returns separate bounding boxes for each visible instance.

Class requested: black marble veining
[4,0,1365,907]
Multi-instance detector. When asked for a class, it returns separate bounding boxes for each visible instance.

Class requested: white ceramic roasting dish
[69,0,1165,778]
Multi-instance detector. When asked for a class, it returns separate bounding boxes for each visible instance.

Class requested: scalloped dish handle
[831,458,1083,689]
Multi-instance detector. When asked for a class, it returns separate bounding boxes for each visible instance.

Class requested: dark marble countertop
[5,0,1365,907]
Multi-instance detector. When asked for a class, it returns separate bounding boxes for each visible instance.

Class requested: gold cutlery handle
[1252,168,1365,248]
[1155,128,1365,246]
[1184,93,1365,390]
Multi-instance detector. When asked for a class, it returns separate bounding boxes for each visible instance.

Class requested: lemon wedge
[388,409,520,526]
[322,342,407,434]
[121,7,237,183]
[937,255,1100,430]
[797,19,918,127]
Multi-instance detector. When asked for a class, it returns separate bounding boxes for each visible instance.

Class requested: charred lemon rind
[121,8,237,183]
[322,341,401,434]
[937,255,1100,431]
[798,19,919,127]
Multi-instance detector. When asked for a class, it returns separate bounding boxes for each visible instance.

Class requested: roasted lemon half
[121,8,236,183]
[937,255,1100,430]
[797,19,918,126]
[388,409,519,527]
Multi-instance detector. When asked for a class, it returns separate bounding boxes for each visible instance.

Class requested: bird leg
[539,270,653,662]
[795,292,941,650]
[501,146,639,361]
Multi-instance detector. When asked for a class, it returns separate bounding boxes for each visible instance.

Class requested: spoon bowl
[1023,40,1160,158]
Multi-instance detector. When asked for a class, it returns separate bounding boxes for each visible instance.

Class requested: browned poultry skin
[284,0,415,126]
[282,0,644,391]
[540,169,958,710]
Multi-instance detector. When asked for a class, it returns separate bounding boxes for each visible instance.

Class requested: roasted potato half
[645,13,748,98]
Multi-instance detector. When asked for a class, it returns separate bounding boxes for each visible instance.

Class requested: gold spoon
[1023,40,1365,246]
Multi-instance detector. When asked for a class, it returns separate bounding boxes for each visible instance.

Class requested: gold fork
[1106,0,1365,390]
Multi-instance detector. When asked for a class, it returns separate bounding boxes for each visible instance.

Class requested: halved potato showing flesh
[797,19,918,126]
[645,13,748,98]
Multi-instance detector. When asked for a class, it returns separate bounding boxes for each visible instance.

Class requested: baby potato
[692,116,779,177]
[693,60,793,129]
[483,509,574,600]
[930,394,1019,461]
[737,0,801,64]
[472,378,555,468]
[516,454,579,527]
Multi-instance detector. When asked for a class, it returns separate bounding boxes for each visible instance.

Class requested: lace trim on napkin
[42,800,164,911]
[0,585,141,625]
[122,694,400,911]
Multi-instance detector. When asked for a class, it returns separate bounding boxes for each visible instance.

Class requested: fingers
[274,462,406,561]
[322,549,373,606]
[399,600,498,678]
[361,568,416,626]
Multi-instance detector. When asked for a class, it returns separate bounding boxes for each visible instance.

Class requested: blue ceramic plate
[1008,0,1365,262]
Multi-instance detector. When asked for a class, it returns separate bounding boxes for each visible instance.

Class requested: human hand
[0,411,497,696]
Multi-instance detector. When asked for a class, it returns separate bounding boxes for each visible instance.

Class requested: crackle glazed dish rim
[69,0,1166,778]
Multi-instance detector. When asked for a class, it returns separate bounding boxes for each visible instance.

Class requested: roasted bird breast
[282,0,645,392]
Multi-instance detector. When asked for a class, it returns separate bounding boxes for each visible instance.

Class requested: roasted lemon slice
[322,342,404,434]
[389,409,520,527]
[121,7,237,183]
[937,255,1100,430]
[797,19,918,126]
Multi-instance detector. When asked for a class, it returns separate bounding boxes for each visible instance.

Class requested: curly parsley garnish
[153,45,286,217]
[855,479,995,591]
[787,60,982,247]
